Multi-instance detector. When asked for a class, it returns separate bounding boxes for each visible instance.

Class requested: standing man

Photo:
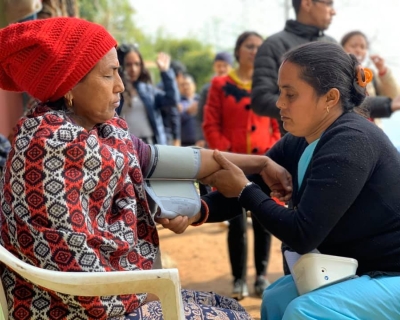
[251,0,336,134]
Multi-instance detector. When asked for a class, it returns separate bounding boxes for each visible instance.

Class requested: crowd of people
[0,0,400,319]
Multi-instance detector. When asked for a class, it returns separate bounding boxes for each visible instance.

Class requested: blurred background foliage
[79,0,216,89]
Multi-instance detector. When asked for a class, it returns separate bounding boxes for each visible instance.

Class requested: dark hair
[292,0,302,14]
[214,52,233,65]
[117,44,152,84]
[170,60,187,77]
[182,73,195,83]
[234,31,263,62]
[340,31,369,48]
[282,42,367,112]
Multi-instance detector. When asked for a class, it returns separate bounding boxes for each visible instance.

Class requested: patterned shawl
[0,105,159,319]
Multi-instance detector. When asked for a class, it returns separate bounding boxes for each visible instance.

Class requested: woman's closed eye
[104,69,119,79]
[279,91,295,100]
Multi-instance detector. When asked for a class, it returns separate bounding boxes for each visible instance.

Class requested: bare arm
[197,148,268,179]
[375,69,399,99]
[159,148,292,232]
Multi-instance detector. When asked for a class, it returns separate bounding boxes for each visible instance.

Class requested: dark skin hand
[259,155,292,202]
[201,150,292,200]
[155,215,196,234]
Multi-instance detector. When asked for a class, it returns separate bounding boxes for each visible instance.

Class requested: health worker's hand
[201,150,250,198]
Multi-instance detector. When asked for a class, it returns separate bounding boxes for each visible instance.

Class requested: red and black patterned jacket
[1,105,157,320]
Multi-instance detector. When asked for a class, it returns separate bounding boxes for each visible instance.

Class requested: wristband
[191,199,209,226]
[238,182,253,200]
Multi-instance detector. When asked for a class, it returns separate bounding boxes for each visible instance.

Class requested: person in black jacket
[252,0,400,135]
[251,0,336,134]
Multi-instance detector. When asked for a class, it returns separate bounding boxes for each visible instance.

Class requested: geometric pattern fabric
[1,105,158,319]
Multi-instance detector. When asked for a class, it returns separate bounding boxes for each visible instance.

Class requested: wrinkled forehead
[96,49,119,68]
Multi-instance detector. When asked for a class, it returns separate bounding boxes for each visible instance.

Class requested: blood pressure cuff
[144,145,202,219]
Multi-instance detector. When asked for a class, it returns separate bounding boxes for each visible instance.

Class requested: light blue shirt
[297,139,320,188]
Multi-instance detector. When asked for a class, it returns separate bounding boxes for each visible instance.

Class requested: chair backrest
[0,244,184,320]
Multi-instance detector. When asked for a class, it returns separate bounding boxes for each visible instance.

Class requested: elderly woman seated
[0,18,288,320]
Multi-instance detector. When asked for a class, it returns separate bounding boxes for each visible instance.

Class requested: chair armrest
[0,245,185,320]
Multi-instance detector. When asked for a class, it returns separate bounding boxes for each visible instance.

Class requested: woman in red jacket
[203,31,281,299]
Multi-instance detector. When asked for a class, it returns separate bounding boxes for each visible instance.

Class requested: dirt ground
[157,221,284,320]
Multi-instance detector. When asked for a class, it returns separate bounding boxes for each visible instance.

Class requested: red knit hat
[0,17,117,102]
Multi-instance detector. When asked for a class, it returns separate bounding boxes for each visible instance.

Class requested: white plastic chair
[0,244,185,320]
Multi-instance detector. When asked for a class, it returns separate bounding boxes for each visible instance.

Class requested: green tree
[78,1,215,89]
[154,34,215,90]
[181,50,214,90]
[78,0,153,57]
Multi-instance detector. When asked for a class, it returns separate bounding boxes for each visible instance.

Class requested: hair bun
[356,66,373,88]
[349,54,368,107]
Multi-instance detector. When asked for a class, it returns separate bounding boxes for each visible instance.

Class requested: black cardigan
[203,112,400,275]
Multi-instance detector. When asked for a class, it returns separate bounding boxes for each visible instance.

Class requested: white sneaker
[231,279,249,300]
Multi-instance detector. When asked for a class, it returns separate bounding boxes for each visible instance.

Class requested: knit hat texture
[0,17,117,102]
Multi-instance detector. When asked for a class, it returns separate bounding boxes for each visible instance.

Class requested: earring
[64,94,73,109]
[326,106,330,114]
[66,97,73,108]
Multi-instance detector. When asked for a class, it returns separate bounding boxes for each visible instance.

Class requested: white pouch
[290,252,358,295]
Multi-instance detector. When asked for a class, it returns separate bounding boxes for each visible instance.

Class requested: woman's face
[124,51,142,82]
[237,35,262,68]
[343,34,368,63]
[70,48,124,131]
[276,61,330,140]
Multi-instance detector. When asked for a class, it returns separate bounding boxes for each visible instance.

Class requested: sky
[132,0,400,147]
